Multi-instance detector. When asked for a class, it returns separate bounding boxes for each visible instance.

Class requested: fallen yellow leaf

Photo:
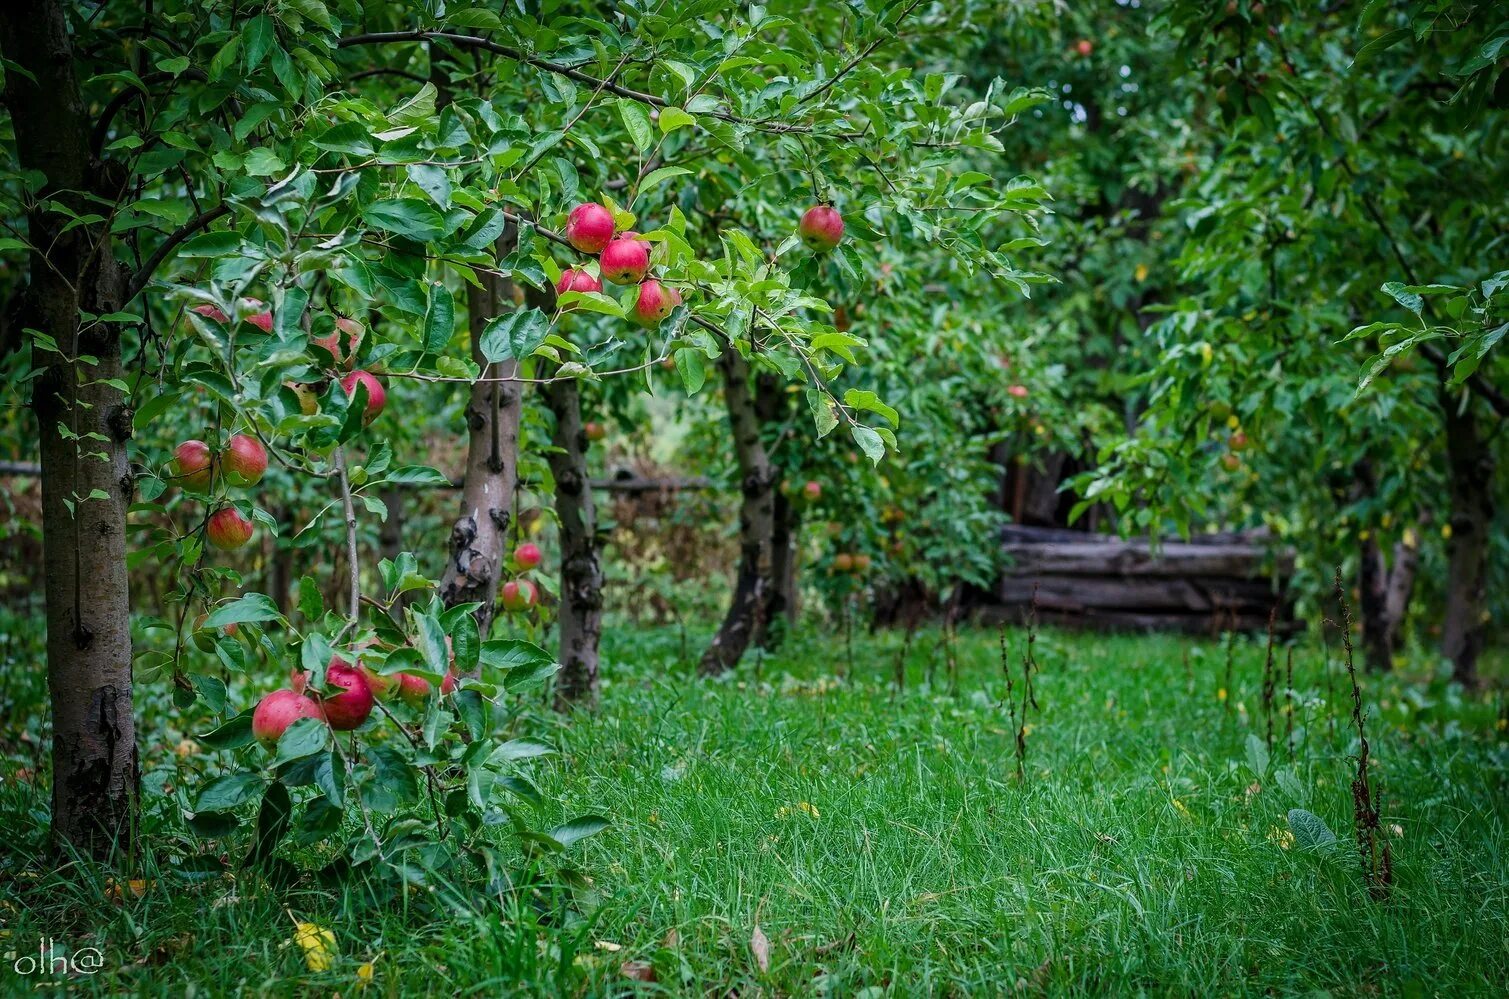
[294,922,337,972]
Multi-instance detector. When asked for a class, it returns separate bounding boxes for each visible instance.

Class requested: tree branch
[126,203,230,301]
[335,447,361,629]
[337,31,858,137]
[89,68,207,158]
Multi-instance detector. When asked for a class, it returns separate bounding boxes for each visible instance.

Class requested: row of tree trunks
[2,0,139,857]
[699,348,777,675]
[437,235,524,647]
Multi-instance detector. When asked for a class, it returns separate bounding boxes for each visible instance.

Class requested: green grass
[2,618,1506,995]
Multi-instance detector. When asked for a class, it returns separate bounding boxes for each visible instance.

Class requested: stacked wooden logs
[990,524,1296,634]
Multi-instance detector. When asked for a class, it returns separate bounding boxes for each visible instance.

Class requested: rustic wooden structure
[987,524,1296,634]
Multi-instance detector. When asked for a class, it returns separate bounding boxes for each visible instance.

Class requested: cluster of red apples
[556,202,682,326]
[832,552,872,574]
[554,200,844,324]
[169,433,267,551]
[174,303,390,552]
[248,541,545,746]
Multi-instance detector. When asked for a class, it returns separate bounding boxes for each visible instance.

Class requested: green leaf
[282,0,334,31]
[451,612,480,675]
[298,576,323,621]
[490,739,554,762]
[199,711,255,750]
[1381,281,1424,316]
[658,106,696,133]
[315,750,345,806]
[205,593,285,629]
[1244,733,1270,779]
[675,349,706,394]
[638,165,693,194]
[273,717,328,767]
[479,638,554,673]
[548,815,610,849]
[243,14,278,72]
[178,231,241,258]
[850,425,885,464]
[842,389,898,428]
[195,772,265,813]
[617,99,654,152]
[479,308,548,363]
[1351,28,1410,69]
[407,163,452,209]
[387,83,437,128]
[809,391,839,439]
[416,613,449,675]
[243,781,292,867]
[378,465,452,486]
[423,282,455,354]
[1286,808,1339,850]
[363,199,445,241]
[446,8,505,30]
[243,147,286,177]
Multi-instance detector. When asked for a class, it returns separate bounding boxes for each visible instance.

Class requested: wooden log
[999,574,1282,613]
[1002,531,1293,578]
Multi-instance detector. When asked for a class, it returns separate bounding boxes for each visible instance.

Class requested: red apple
[630,280,680,327]
[340,370,386,425]
[361,666,395,699]
[172,439,215,492]
[1007,384,1029,399]
[564,202,617,254]
[854,554,872,572]
[555,267,603,300]
[513,543,542,570]
[223,434,267,487]
[599,237,651,285]
[189,303,230,324]
[440,670,458,696]
[584,421,606,442]
[312,316,363,366]
[396,672,432,706]
[1221,453,1242,472]
[501,579,537,613]
[803,480,822,501]
[242,299,274,333]
[318,657,375,731]
[1230,430,1250,452]
[206,507,254,550]
[252,689,323,745]
[1075,39,1093,57]
[834,553,855,572]
[798,205,844,252]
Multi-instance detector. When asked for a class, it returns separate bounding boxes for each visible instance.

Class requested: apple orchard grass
[1,620,1505,994]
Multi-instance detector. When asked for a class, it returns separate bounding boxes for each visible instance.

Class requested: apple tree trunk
[3,0,139,857]
[438,234,522,641]
[700,348,776,675]
[1440,393,1492,688]
[543,374,604,709]
[754,372,799,645]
